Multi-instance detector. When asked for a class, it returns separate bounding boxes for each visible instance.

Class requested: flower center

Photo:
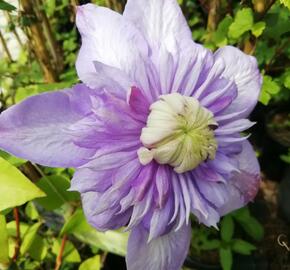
[138,93,218,173]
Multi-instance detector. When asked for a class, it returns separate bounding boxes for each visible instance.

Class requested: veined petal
[126,223,191,270]
[123,0,192,52]
[82,191,132,231]
[214,46,262,118]
[219,140,260,215]
[76,4,148,91]
[0,85,94,167]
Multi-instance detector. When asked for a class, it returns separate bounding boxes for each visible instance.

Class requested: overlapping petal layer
[0,1,262,270]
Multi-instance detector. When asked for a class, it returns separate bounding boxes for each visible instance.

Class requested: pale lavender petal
[76,4,148,90]
[82,191,132,231]
[219,140,260,215]
[215,119,255,136]
[214,46,262,118]
[0,85,94,167]
[126,223,191,270]
[148,196,173,241]
[123,0,192,52]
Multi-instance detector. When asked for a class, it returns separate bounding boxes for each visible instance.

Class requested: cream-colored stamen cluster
[138,93,218,173]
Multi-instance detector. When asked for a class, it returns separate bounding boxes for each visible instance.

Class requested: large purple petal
[123,0,192,52]
[126,223,191,270]
[214,46,262,118]
[76,4,148,92]
[219,140,260,215]
[81,191,132,231]
[0,85,94,167]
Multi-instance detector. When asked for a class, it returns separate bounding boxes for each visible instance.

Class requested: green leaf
[20,222,42,255]
[281,149,290,164]
[34,175,79,210]
[251,21,266,37]
[25,202,39,221]
[221,215,234,242]
[0,215,9,267]
[219,247,233,270]
[200,239,221,250]
[282,70,290,89]
[232,239,256,255]
[6,221,29,238]
[228,8,254,39]
[232,208,264,241]
[0,157,45,211]
[52,239,81,263]
[28,235,47,261]
[79,255,101,270]
[280,0,290,9]
[212,16,233,47]
[238,217,264,241]
[259,75,281,105]
[0,0,16,11]
[61,208,128,256]
[0,151,25,167]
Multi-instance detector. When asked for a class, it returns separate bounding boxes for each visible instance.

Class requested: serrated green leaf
[34,175,79,210]
[0,157,45,211]
[251,21,266,37]
[228,8,254,39]
[0,215,9,267]
[79,255,101,270]
[20,222,42,255]
[259,75,281,105]
[52,239,81,263]
[221,215,234,242]
[280,0,290,9]
[212,16,233,47]
[0,0,16,11]
[232,239,256,255]
[219,247,232,270]
[25,202,39,221]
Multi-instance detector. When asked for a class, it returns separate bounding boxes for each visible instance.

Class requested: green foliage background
[0,0,289,269]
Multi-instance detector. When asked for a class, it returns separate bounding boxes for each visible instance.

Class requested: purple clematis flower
[0,1,262,269]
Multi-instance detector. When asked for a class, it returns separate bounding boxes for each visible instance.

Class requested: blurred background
[0,0,289,269]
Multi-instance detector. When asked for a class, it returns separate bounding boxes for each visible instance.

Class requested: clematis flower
[0,1,262,269]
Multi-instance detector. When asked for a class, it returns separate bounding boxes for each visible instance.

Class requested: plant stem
[0,30,12,62]
[12,208,21,261]
[54,234,68,270]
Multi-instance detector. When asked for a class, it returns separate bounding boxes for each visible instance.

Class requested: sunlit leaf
[35,175,79,210]
[79,255,101,270]
[20,222,42,255]
[228,8,254,39]
[25,202,39,221]
[61,208,128,256]
[0,215,9,267]
[251,21,266,37]
[259,75,281,105]
[52,239,81,263]
[280,0,290,9]
[28,235,47,261]
[0,157,45,211]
